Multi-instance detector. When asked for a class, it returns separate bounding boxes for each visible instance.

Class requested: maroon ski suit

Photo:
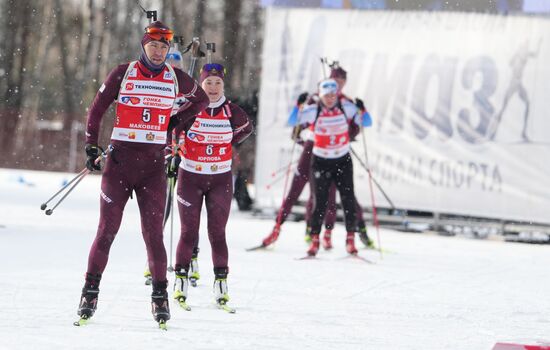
[84,62,208,284]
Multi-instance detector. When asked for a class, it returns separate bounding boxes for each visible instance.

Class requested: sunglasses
[201,63,226,74]
[145,27,174,41]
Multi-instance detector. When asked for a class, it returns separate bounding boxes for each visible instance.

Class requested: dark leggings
[175,170,232,271]
[86,143,167,283]
[309,154,357,235]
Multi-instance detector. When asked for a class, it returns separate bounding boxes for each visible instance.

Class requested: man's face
[144,41,170,65]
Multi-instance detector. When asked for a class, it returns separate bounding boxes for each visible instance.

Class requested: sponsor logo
[177,195,191,207]
[134,84,172,92]
[199,122,229,128]
[143,97,162,103]
[128,132,136,139]
[146,132,155,141]
[121,96,140,104]
[195,164,203,172]
[193,120,201,128]
[128,68,137,78]
[100,191,113,204]
[163,71,172,80]
[187,132,205,141]
[210,164,218,172]
[126,82,134,90]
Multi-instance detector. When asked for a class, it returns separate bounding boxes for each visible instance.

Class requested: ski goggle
[145,27,174,42]
[319,79,338,96]
[200,63,227,75]
[166,51,182,61]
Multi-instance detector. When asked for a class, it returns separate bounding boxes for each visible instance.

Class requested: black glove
[165,154,181,178]
[355,98,365,111]
[85,144,103,171]
[297,92,308,105]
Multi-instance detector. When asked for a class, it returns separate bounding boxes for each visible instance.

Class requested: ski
[73,315,89,326]
[245,243,267,252]
[295,255,319,260]
[158,319,168,330]
[176,297,192,311]
[216,301,236,314]
[346,253,376,264]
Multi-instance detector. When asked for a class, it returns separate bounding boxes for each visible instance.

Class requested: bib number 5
[142,109,151,123]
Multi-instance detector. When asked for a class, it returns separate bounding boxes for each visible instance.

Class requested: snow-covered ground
[1,168,549,350]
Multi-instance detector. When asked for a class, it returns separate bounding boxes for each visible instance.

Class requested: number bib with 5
[111,61,177,144]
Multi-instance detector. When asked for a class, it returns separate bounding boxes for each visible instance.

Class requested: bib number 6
[206,145,213,155]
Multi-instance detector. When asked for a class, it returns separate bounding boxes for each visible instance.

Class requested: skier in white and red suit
[169,63,253,308]
[261,66,373,250]
[77,21,208,325]
[296,78,362,257]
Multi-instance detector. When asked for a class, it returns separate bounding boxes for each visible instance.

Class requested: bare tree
[0,0,32,156]
[223,0,242,92]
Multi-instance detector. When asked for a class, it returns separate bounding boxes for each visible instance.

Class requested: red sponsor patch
[126,82,134,90]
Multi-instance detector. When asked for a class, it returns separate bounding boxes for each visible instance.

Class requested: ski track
[0,169,549,350]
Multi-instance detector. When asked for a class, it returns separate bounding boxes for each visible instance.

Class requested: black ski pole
[41,146,111,215]
[44,170,90,216]
[40,168,88,211]
[350,147,395,210]
[358,128,383,258]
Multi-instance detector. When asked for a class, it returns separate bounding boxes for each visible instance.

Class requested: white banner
[255,8,550,224]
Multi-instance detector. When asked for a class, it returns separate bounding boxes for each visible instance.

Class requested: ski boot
[262,224,280,247]
[304,225,312,244]
[346,232,358,255]
[307,234,320,257]
[213,267,235,313]
[151,280,170,330]
[74,273,101,326]
[173,268,191,311]
[144,268,152,285]
[321,229,333,250]
[358,224,375,249]
[189,247,200,287]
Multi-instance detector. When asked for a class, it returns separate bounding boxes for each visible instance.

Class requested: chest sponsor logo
[195,164,203,172]
[210,164,218,172]
[146,132,155,141]
[126,82,134,90]
[193,120,201,128]
[121,96,140,105]
[128,68,137,78]
[128,132,136,139]
[163,71,172,80]
[188,132,206,141]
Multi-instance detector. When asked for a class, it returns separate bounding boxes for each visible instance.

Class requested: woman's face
[201,76,224,103]
[321,93,338,108]
[144,41,170,65]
